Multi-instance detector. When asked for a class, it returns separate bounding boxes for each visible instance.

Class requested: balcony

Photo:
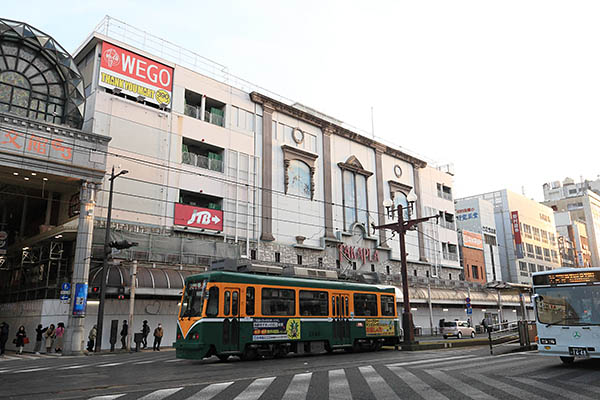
[442,252,458,261]
[205,109,224,127]
[182,151,223,173]
[442,220,455,230]
[184,104,201,120]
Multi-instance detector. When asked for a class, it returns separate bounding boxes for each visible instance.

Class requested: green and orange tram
[174,271,401,361]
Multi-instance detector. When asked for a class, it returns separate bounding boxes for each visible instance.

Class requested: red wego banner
[174,204,223,231]
[511,211,522,245]
[99,42,173,107]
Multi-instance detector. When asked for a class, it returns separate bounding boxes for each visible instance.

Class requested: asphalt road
[1,345,599,399]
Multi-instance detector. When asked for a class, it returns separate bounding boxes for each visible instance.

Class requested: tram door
[332,293,351,346]
[222,288,240,352]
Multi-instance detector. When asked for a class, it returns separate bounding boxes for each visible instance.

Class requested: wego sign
[99,42,174,107]
[174,203,223,231]
[338,244,379,265]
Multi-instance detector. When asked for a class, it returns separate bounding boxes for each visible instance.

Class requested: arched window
[339,156,372,231]
[287,160,311,198]
[393,191,410,220]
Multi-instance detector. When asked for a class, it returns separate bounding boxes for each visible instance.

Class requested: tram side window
[299,290,328,316]
[224,291,231,316]
[205,287,219,317]
[232,291,239,316]
[246,287,255,316]
[354,293,378,316]
[380,295,395,316]
[262,288,295,316]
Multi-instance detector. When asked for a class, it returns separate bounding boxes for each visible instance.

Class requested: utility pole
[127,260,138,351]
[95,166,128,352]
[372,193,439,345]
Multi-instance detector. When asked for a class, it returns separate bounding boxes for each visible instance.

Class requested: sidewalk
[0,346,174,359]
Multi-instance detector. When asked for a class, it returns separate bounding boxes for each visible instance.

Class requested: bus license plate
[569,347,589,358]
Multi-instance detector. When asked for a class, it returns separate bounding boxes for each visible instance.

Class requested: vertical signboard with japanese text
[511,211,524,258]
[99,42,174,108]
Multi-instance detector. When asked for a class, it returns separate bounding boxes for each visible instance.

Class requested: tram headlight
[540,338,556,345]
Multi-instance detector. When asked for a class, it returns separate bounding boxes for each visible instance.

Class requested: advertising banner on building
[174,203,223,231]
[511,211,524,258]
[72,283,88,317]
[462,230,484,250]
[99,42,173,107]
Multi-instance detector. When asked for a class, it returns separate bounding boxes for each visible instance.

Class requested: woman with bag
[44,324,55,354]
[54,322,65,353]
[15,326,27,355]
[34,324,47,355]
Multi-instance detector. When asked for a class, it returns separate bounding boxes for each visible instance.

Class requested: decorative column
[374,144,387,247]
[260,104,275,241]
[322,126,336,241]
[63,181,97,355]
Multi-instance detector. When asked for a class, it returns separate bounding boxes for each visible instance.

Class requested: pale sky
[9,1,600,200]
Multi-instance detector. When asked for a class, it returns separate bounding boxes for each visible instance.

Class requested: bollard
[488,327,493,356]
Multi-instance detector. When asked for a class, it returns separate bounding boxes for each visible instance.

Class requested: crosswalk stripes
[513,377,597,400]
[281,372,311,400]
[425,369,496,400]
[328,369,352,400]
[469,373,548,400]
[388,366,450,400]
[185,381,233,400]
[88,395,125,400]
[138,387,183,400]
[233,376,275,400]
[358,365,398,400]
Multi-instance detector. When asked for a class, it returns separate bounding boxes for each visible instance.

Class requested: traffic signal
[117,286,125,300]
[109,240,139,250]
[91,286,100,296]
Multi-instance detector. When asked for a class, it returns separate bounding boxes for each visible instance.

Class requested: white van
[441,320,476,339]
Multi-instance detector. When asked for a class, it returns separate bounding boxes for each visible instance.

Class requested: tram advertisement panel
[366,319,395,336]
[252,318,301,341]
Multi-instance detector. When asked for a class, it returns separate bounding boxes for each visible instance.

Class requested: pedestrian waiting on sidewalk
[141,320,150,349]
[120,320,128,350]
[87,325,97,352]
[54,322,65,353]
[0,322,9,356]
[14,326,27,355]
[34,324,48,354]
[153,323,163,351]
[45,324,55,353]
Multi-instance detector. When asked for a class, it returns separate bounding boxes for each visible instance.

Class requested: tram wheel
[371,340,382,351]
[240,347,258,361]
[325,342,334,354]
[273,345,288,358]
[217,354,229,362]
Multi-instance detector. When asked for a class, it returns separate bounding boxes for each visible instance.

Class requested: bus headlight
[540,338,556,345]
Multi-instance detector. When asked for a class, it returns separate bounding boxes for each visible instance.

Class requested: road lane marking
[329,369,352,400]
[59,364,87,370]
[470,373,548,400]
[513,377,595,400]
[359,366,398,399]
[11,367,51,374]
[133,360,156,365]
[88,395,125,400]
[233,376,276,400]
[164,359,184,363]
[138,387,184,400]
[185,381,233,399]
[425,369,495,399]
[281,372,311,400]
[97,362,124,367]
[388,366,450,400]
[386,354,475,368]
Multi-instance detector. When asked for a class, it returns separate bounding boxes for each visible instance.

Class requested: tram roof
[185,271,396,293]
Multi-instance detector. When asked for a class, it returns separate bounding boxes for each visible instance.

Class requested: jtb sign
[174,203,223,231]
[99,42,174,107]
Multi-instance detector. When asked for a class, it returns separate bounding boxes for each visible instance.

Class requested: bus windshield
[179,280,207,318]
[536,285,600,326]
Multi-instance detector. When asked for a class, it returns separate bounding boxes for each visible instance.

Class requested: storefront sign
[252,318,301,341]
[511,211,524,258]
[456,207,479,221]
[338,244,379,265]
[365,319,395,336]
[174,203,223,231]
[99,42,173,107]
[72,283,88,317]
[482,226,496,235]
[462,230,484,250]
[0,129,73,161]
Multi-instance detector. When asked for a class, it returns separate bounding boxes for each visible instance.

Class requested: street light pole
[372,194,439,346]
[95,166,128,352]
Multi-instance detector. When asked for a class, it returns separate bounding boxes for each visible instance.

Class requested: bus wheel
[560,356,575,365]
[217,354,229,362]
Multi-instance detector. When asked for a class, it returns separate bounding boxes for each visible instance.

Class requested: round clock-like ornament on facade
[394,165,402,178]
[292,128,304,144]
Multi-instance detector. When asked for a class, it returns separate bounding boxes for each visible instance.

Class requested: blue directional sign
[61,282,71,291]
[466,307,473,315]
[59,294,70,301]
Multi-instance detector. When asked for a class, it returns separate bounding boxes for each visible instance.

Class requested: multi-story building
[461,190,561,284]
[543,176,600,202]
[458,230,486,284]
[415,164,461,280]
[454,197,501,282]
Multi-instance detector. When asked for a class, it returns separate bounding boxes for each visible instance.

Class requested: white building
[454,197,502,282]
[461,190,561,284]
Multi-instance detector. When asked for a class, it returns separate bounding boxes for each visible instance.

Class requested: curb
[399,335,522,351]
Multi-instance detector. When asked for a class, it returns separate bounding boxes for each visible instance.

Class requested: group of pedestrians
[89,320,164,352]
[0,321,65,356]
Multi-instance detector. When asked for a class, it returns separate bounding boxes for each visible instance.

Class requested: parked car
[441,320,476,339]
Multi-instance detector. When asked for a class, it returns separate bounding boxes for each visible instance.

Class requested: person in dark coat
[34,324,47,354]
[120,320,128,350]
[15,325,27,355]
[153,323,163,351]
[0,322,9,356]
[141,320,150,349]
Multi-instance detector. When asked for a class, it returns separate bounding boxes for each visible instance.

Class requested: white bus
[532,267,600,364]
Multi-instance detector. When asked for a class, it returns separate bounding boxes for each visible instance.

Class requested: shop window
[182,137,224,172]
[261,288,295,316]
[354,293,377,316]
[299,290,328,316]
[179,190,222,211]
[380,295,395,316]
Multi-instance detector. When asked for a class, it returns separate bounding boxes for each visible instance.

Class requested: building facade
[454,197,502,282]
[462,190,561,284]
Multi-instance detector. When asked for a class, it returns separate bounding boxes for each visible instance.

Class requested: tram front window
[536,286,600,326]
[180,280,207,318]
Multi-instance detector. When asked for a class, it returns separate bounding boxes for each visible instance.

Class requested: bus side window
[206,287,219,317]
[246,287,255,316]
[224,291,231,316]
[232,291,239,316]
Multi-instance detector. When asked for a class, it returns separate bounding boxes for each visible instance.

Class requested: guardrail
[486,320,536,355]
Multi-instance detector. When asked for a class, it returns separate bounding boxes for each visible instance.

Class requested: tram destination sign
[533,271,600,286]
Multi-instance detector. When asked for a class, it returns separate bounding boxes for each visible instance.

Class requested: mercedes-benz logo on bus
[573,331,581,339]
